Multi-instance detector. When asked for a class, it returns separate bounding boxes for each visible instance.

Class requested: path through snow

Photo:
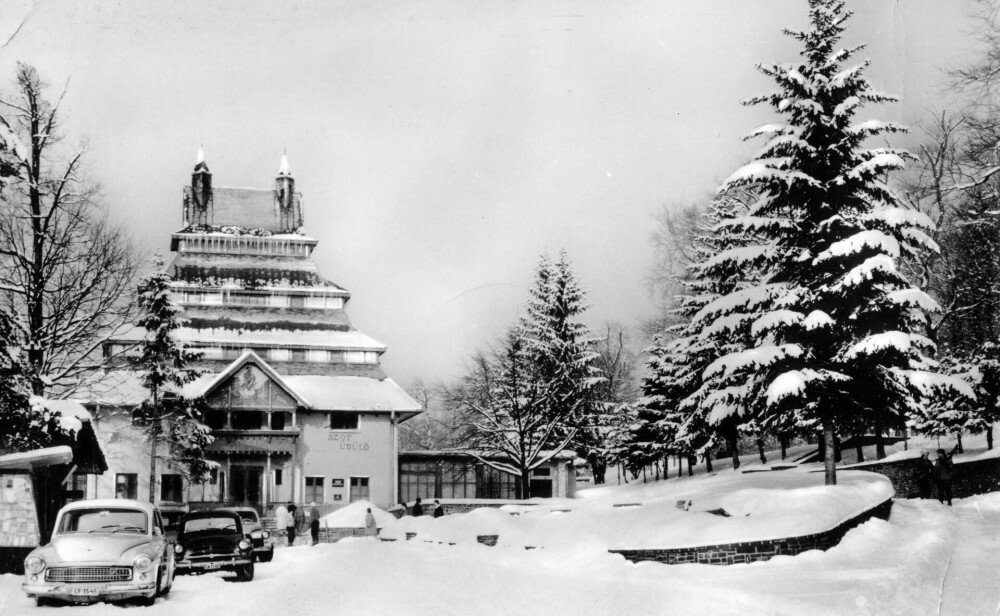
[938,498,1000,616]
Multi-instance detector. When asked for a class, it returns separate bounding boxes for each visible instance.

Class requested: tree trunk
[757,438,766,465]
[705,450,713,473]
[823,420,837,486]
[687,454,695,476]
[988,426,994,451]
[520,470,531,498]
[28,104,44,396]
[727,432,740,470]
[780,434,788,460]
[875,425,886,459]
[148,389,159,503]
[956,432,964,454]
[855,439,864,463]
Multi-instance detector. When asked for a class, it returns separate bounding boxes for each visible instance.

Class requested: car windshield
[58,509,148,534]
[182,516,240,535]
[237,512,257,524]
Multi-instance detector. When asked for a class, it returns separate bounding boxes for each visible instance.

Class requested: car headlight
[262,531,270,539]
[133,554,153,572]
[174,543,184,555]
[250,530,263,539]
[24,555,44,574]
[238,539,251,551]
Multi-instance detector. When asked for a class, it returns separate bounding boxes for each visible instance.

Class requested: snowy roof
[0,446,74,470]
[77,365,421,415]
[113,325,386,352]
[281,375,421,413]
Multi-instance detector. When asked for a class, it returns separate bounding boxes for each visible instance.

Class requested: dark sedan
[172,510,254,581]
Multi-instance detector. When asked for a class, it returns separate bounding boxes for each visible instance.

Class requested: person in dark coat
[309,508,320,546]
[286,503,298,545]
[915,452,934,499]
[433,500,444,518]
[412,497,424,517]
[935,446,959,506]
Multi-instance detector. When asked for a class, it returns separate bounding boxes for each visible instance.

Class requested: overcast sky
[0,0,981,386]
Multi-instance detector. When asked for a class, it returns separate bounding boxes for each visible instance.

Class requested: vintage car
[21,499,174,606]
[173,509,254,581]
[224,507,274,562]
[159,504,189,544]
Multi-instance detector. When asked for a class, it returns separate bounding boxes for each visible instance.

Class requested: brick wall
[850,455,1000,500]
[609,499,892,566]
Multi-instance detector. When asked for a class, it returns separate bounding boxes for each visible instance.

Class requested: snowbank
[318,501,395,528]
[379,468,892,550]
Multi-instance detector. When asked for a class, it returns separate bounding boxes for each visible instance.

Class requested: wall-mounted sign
[331,478,344,488]
[333,494,342,501]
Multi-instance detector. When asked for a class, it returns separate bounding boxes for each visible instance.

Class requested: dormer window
[330,413,358,430]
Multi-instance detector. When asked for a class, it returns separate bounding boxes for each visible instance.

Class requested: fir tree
[693,0,969,484]
[0,309,63,454]
[520,251,601,456]
[132,256,210,502]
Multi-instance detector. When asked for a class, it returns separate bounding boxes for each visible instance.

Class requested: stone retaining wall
[609,498,892,566]
[849,455,1000,500]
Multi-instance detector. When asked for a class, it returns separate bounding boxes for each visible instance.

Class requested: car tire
[258,549,274,563]
[36,597,56,607]
[235,562,254,582]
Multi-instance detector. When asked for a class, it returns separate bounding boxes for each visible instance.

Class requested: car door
[152,509,174,587]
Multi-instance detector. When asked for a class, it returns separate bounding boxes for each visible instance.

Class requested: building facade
[77,153,421,515]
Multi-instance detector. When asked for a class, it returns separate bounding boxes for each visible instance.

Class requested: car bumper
[23,580,157,602]
[175,556,252,574]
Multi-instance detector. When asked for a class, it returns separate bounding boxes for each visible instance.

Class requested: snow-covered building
[78,152,421,514]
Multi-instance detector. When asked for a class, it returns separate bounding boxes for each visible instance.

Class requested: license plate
[202,562,221,570]
[71,587,100,596]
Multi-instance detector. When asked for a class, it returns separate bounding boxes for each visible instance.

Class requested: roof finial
[278,150,291,177]
[196,145,205,165]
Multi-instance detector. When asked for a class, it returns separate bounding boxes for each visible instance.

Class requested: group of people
[402,497,445,518]
[916,446,958,506]
[276,503,380,547]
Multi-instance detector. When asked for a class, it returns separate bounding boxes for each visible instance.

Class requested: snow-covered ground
[382,468,892,549]
[3,459,998,616]
[1,495,995,616]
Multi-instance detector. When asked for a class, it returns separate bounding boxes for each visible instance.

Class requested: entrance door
[230,466,262,509]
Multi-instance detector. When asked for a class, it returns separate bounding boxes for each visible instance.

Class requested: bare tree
[0,63,139,396]
[447,330,575,498]
[400,378,477,450]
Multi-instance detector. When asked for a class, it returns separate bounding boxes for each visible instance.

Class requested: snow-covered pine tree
[520,251,601,454]
[0,309,63,454]
[638,190,755,472]
[692,0,970,485]
[132,256,210,502]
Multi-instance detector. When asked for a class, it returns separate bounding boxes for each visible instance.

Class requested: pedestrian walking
[935,446,959,506]
[286,503,297,545]
[915,452,934,499]
[412,497,424,517]
[309,508,320,545]
[364,508,378,537]
[433,500,444,518]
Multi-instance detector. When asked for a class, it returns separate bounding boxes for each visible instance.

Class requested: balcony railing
[205,429,299,455]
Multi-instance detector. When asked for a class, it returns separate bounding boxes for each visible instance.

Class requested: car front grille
[45,566,133,583]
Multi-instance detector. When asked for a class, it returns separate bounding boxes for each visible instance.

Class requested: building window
[115,474,137,500]
[161,474,183,502]
[274,469,283,486]
[270,412,287,430]
[329,412,358,430]
[291,349,307,362]
[327,351,344,362]
[289,295,305,308]
[232,411,264,430]
[305,476,324,504]
[209,468,219,485]
[206,410,227,430]
[349,477,369,503]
